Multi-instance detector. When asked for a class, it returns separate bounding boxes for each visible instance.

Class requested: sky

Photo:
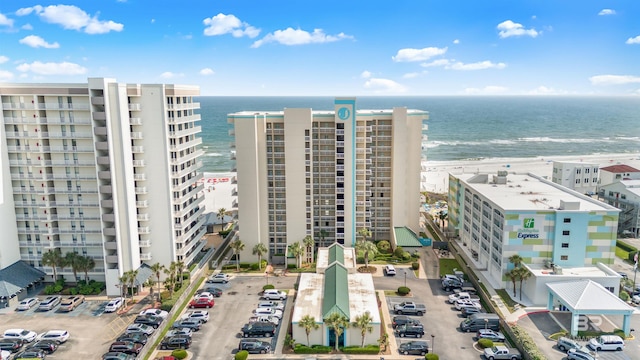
[0,1,639,96]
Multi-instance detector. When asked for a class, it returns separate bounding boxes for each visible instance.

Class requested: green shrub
[412,262,420,270]
[478,338,493,348]
[617,240,638,253]
[394,246,405,258]
[425,354,439,360]
[356,256,365,264]
[219,229,231,237]
[44,284,63,295]
[376,240,391,253]
[402,252,412,260]
[234,350,248,360]
[172,349,188,359]
[287,264,297,269]
[620,291,630,302]
[397,286,411,295]
[182,272,190,280]
[511,325,547,360]
[263,284,275,290]
[250,263,260,270]
[293,344,332,354]
[160,303,174,312]
[340,345,379,354]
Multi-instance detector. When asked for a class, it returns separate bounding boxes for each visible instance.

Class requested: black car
[441,278,463,291]
[241,322,276,338]
[0,338,24,353]
[238,338,271,354]
[160,336,191,350]
[109,341,143,355]
[392,315,421,329]
[171,320,201,332]
[134,314,163,328]
[398,340,429,355]
[196,287,223,297]
[26,340,58,354]
[13,349,46,359]
[116,332,148,345]
[102,352,135,360]
[395,324,425,338]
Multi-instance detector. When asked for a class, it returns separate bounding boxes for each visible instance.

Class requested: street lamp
[484,318,489,330]
[431,334,435,354]
[404,270,407,288]
[265,271,269,286]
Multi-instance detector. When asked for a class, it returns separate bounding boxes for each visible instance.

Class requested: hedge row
[293,344,332,354]
[339,345,379,354]
[617,240,638,253]
[511,325,548,360]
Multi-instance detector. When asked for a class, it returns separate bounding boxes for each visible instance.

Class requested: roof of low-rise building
[0,261,46,298]
[316,245,356,272]
[600,165,640,173]
[394,227,422,247]
[328,243,345,265]
[322,263,350,319]
[546,280,635,313]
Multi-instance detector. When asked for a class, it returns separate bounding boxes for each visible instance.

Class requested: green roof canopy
[394,227,422,247]
[327,243,345,265]
[322,262,350,319]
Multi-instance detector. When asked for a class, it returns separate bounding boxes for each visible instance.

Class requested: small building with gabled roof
[291,243,380,348]
[599,164,640,187]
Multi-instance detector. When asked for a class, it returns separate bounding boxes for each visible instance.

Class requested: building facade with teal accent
[228,98,427,264]
[448,172,620,302]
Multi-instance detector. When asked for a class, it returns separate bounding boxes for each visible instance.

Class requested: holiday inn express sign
[517,217,541,239]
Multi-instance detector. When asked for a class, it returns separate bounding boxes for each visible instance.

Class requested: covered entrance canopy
[546,280,636,336]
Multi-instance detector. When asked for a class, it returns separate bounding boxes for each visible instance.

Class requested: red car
[189,298,214,309]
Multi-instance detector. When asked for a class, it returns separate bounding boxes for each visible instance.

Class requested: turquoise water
[197,96,640,172]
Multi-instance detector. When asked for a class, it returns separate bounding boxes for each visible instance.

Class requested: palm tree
[324,313,350,351]
[77,255,95,285]
[175,260,185,286]
[150,262,164,302]
[358,227,372,242]
[252,243,268,270]
[509,254,523,268]
[353,311,374,347]
[125,269,139,300]
[302,235,314,264]
[298,315,319,346]
[355,239,378,268]
[64,252,81,283]
[318,229,328,247]
[289,242,304,269]
[438,211,448,229]
[505,269,519,297]
[118,274,128,300]
[230,239,245,272]
[517,267,532,301]
[41,249,64,282]
[217,207,228,228]
[164,261,178,297]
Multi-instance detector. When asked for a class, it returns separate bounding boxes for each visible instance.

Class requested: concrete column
[571,312,580,336]
[623,314,632,336]
[547,292,554,310]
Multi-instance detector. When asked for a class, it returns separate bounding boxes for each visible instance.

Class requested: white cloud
[0,55,8,64]
[402,72,426,79]
[420,59,451,68]
[16,61,87,75]
[21,23,33,30]
[0,12,14,27]
[626,36,640,45]
[252,28,353,48]
[589,75,640,85]
[453,39,460,44]
[392,47,447,62]
[497,20,538,38]
[0,70,13,81]
[19,35,60,49]
[199,68,214,76]
[360,70,372,79]
[151,19,155,24]
[363,78,406,93]
[203,13,260,38]
[463,86,508,95]
[528,86,567,95]
[598,9,616,15]
[17,5,123,34]
[160,71,184,79]
[447,60,506,70]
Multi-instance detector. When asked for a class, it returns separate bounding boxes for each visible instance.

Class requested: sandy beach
[199,153,640,219]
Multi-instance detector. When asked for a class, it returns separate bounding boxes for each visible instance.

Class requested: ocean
[197,96,640,173]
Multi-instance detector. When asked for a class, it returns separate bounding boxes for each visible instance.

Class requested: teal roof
[394,227,423,247]
[322,262,350,320]
[327,243,345,265]
[0,261,46,298]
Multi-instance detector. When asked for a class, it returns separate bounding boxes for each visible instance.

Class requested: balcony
[138,227,150,234]
[130,117,142,125]
[132,160,145,167]
[134,174,146,181]
[131,132,143,140]
[139,240,151,247]
[137,213,149,221]
[128,103,141,111]
[136,200,148,208]
[135,186,148,194]
[140,252,152,260]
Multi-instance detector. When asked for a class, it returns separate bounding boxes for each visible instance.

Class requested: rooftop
[394,227,422,247]
[228,108,428,117]
[317,245,357,273]
[454,172,617,211]
[526,263,617,278]
[600,164,640,173]
[547,280,635,313]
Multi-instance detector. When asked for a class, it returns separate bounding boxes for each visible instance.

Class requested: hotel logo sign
[518,217,540,239]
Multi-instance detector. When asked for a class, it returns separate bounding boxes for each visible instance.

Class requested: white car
[182,310,209,323]
[125,323,155,336]
[104,297,124,313]
[139,308,169,319]
[166,328,193,338]
[249,315,280,326]
[587,335,625,351]
[1,350,10,360]
[384,264,397,276]
[207,273,231,283]
[455,300,481,311]
[37,330,70,343]
[196,292,214,301]
[257,301,285,311]
[16,298,38,311]
[261,289,287,301]
[3,328,37,343]
[253,307,283,319]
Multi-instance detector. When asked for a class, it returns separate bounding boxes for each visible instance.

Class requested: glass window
[562,230,570,236]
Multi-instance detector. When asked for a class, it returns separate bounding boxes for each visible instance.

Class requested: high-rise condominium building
[228,98,428,264]
[0,78,205,295]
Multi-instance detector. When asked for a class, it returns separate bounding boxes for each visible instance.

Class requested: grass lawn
[439,258,463,277]
[495,288,520,313]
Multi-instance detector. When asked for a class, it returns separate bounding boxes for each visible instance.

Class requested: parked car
[182,310,209,323]
[238,338,271,354]
[59,295,84,312]
[124,323,155,336]
[171,320,201,332]
[477,329,505,342]
[3,329,37,343]
[392,315,421,329]
[557,337,589,353]
[587,335,624,351]
[567,348,596,360]
[12,349,45,359]
[109,341,143,355]
[241,323,276,338]
[398,340,429,355]
[104,297,124,313]
[16,298,38,311]
[0,350,9,360]
[165,329,193,339]
[139,308,169,319]
[102,352,135,360]
[384,264,397,276]
[461,306,485,317]
[196,287,222,297]
[134,314,163,328]
[207,273,231,283]
[261,289,287,300]
[395,324,425,338]
[249,315,279,326]
[253,307,283,319]
[160,336,191,350]
[116,333,148,345]
[188,298,214,309]
[36,330,69,344]
[0,338,24,353]
[257,301,285,311]
[195,292,214,301]
[25,340,57,354]
[37,296,61,311]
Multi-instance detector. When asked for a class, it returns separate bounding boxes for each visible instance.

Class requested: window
[584,178,589,183]
[560,255,568,260]
[575,179,580,184]
[562,230,570,236]
[561,243,569,248]
[585,168,590,173]
[576,169,581,174]
[563,218,571,223]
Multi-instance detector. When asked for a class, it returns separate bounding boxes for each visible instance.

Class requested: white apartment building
[0,78,206,295]
[228,98,427,264]
[599,164,640,187]
[600,180,640,237]
[551,161,599,195]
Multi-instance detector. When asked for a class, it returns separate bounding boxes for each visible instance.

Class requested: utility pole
[633,251,639,290]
